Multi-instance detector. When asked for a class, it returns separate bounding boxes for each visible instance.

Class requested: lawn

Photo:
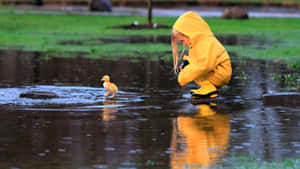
[217,156,300,169]
[0,10,300,68]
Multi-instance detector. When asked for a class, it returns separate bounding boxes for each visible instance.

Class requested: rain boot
[191,80,218,98]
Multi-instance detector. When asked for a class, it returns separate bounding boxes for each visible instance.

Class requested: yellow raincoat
[173,11,232,87]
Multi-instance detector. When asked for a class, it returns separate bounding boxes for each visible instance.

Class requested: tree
[147,0,153,25]
[33,0,43,6]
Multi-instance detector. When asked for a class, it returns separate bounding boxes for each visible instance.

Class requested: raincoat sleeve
[178,37,222,86]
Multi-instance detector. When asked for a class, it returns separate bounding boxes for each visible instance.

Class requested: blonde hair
[171,29,187,74]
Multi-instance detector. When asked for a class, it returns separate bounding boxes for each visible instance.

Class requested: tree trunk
[147,0,152,25]
[33,0,43,6]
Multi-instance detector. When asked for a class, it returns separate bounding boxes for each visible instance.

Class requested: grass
[270,72,300,90]
[0,11,175,60]
[1,156,299,169]
[0,10,300,68]
[218,156,300,169]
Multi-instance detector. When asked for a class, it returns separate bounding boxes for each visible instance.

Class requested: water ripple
[0,85,144,107]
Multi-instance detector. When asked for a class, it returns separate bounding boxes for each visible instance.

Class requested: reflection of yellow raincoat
[170,104,230,168]
[173,11,232,87]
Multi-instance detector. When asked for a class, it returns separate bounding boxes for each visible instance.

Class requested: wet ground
[0,38,299,168]
[59,34,272,47]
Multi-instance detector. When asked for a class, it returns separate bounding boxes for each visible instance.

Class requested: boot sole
[191,91,218,98]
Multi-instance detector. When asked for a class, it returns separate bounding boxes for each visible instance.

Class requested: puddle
[0,50,299,169]
[59,35,171,45]
[215,34,275,47]
[59,34,274,47]
[0,85,145,108]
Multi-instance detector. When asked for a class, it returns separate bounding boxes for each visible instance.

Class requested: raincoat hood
[173,11,213,39]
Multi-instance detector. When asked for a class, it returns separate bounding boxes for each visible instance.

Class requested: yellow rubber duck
[101,75,118,98]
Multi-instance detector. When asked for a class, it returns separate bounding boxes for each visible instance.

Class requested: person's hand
[180,64,184,71]
[173,66,180,74]
[179,60,189,72]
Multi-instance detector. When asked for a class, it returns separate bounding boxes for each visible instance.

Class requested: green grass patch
[0,12,299,68]
[218,156,300,169]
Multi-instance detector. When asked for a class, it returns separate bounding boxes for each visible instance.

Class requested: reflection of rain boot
[191,80,218,98]
[196,104,216,117]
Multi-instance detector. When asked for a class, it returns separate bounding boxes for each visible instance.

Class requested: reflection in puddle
[171,104,230,168]
[103,98,118,121]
